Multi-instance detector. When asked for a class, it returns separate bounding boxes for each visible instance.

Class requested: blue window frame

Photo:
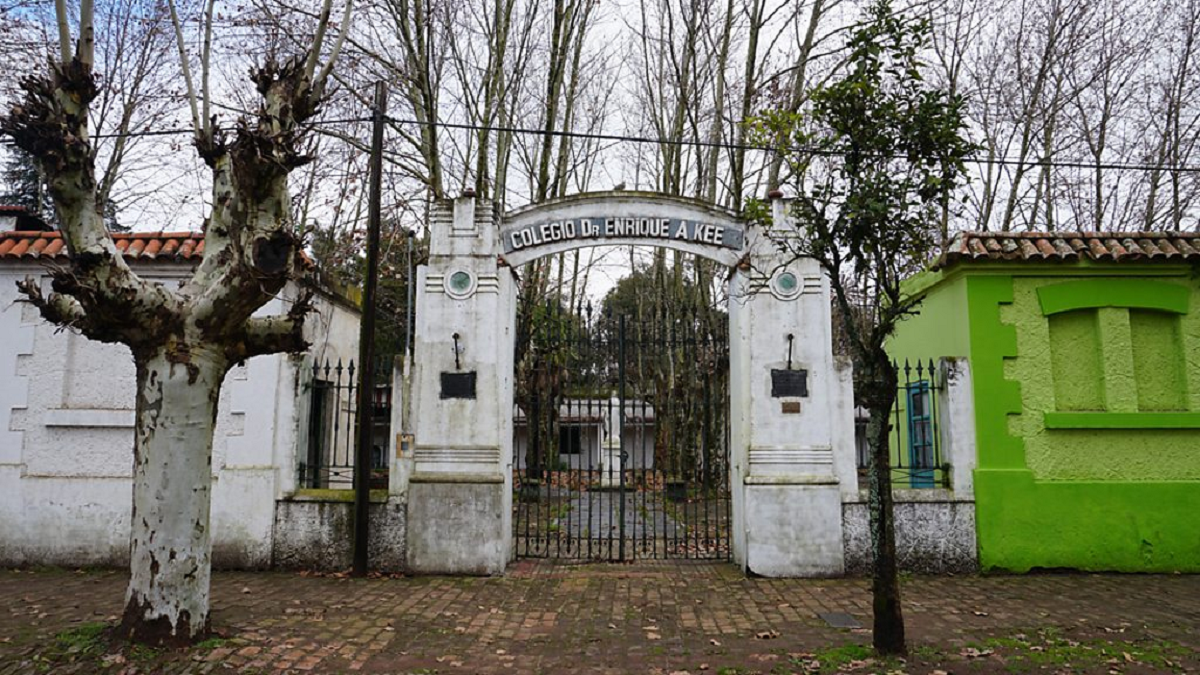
[906,381,935,488]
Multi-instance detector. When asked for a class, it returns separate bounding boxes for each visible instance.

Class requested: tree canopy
[748,0,975,656]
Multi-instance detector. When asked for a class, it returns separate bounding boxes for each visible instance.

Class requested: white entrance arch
[501,192,746,268]
[403,191,855,576]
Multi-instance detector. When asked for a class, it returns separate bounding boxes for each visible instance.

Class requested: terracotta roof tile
[939,231,1200,268]
[0,231,207,262]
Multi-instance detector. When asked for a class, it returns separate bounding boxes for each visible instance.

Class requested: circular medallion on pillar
[770,269,802,301]
[444,269,477,299]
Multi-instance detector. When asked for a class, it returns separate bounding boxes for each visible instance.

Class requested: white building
[0,229,362,568]
[512,399,657,472]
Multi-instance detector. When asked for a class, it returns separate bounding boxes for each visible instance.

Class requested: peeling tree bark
[1,1,349,645]
[123,345,226,645]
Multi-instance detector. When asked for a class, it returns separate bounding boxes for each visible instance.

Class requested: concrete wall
[729,197,853,577]
[272,497,406,572]
[842,492,978,574]
[0,262,361,568]
[406,197,516,574]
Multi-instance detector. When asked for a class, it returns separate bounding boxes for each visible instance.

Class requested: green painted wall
[959,268,1200,572]
[883,272,971,488]
[889,271,971,360]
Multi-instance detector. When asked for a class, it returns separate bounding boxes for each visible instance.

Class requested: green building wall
[892,263,1200,572]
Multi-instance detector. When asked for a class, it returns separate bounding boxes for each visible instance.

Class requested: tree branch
[15,275,131,344]
[2,60,177,337]
[165,0,203,137]
[53,0,71,63]
[314,0,355,95]
[78,0,95,67]
[201,0,216,137]
[228,286,315,361]
[303,0,337,83]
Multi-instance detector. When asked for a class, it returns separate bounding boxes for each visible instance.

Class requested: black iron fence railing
[299,357,393,490]
[513,303,732,561]
[855,359,948,489]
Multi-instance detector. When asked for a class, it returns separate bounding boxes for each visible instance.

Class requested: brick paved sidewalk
[1,561,1197,674]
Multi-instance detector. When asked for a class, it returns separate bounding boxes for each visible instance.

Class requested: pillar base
[406,477,508,575]
[743,480,845,577]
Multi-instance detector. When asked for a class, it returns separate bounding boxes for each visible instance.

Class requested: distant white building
[512,399,657,472]
[0,228,362,568]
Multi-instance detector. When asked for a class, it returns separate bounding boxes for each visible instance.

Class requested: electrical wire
[2,114,1199,174]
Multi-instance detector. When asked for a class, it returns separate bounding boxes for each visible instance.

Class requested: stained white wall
[728,197,853,577]
[0,262,360,568]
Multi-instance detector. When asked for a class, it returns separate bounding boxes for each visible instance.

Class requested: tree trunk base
[117,597,212,648]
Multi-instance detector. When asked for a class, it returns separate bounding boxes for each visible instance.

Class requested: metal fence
[855,359,948,489]
[513,305,731,561]
[299,357,393,490]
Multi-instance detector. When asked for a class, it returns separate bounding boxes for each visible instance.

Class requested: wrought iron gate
[513,303,730,561]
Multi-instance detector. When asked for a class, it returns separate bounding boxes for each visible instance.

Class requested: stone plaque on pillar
[771,369,808,398]
[440,372,477,399]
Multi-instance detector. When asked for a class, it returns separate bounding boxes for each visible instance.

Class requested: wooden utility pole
[353,81,387,577]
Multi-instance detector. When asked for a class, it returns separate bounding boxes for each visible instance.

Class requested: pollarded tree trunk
[121,345,228,643]
[1,0,352,645]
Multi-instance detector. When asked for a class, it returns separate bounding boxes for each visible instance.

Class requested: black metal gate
[513,303,730,561]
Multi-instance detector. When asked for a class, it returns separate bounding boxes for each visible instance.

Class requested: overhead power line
[2,114,1200,175]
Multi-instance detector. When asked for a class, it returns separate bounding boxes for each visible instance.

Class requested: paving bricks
[0,562,1198,674]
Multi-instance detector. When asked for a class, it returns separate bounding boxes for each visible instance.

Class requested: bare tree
[1143,0,1200,230]
[0,0,352,644]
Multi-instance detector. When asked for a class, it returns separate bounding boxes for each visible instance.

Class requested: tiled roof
[0,205,29,213]
[0,231,206,262]
[939,231,1200,267]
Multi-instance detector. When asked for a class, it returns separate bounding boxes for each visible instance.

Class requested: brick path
[1,561,1198,674]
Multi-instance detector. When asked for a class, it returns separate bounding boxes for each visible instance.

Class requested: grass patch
[909,643,944,660]
[788,643,902,674]
[53,622,107,656]
[966,628,1191,673]
[128,642,162,664]
[193,636,230,650]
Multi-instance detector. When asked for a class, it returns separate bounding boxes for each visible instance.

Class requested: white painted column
[938,357,976,497]
[728,195,849,577]
[406,195,516,574]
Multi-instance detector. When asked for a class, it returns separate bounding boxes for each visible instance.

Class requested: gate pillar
[728,196,855,577]
[406,195,516,574]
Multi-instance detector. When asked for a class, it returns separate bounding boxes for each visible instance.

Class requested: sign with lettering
[501,216,745,254]
[771,369,808,398]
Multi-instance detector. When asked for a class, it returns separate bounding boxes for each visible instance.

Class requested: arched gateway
[404,191,856,577]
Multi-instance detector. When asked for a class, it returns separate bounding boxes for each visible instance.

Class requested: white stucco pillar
[938,357,976,497]
[406,195,516,574]
[728,195,849,577]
